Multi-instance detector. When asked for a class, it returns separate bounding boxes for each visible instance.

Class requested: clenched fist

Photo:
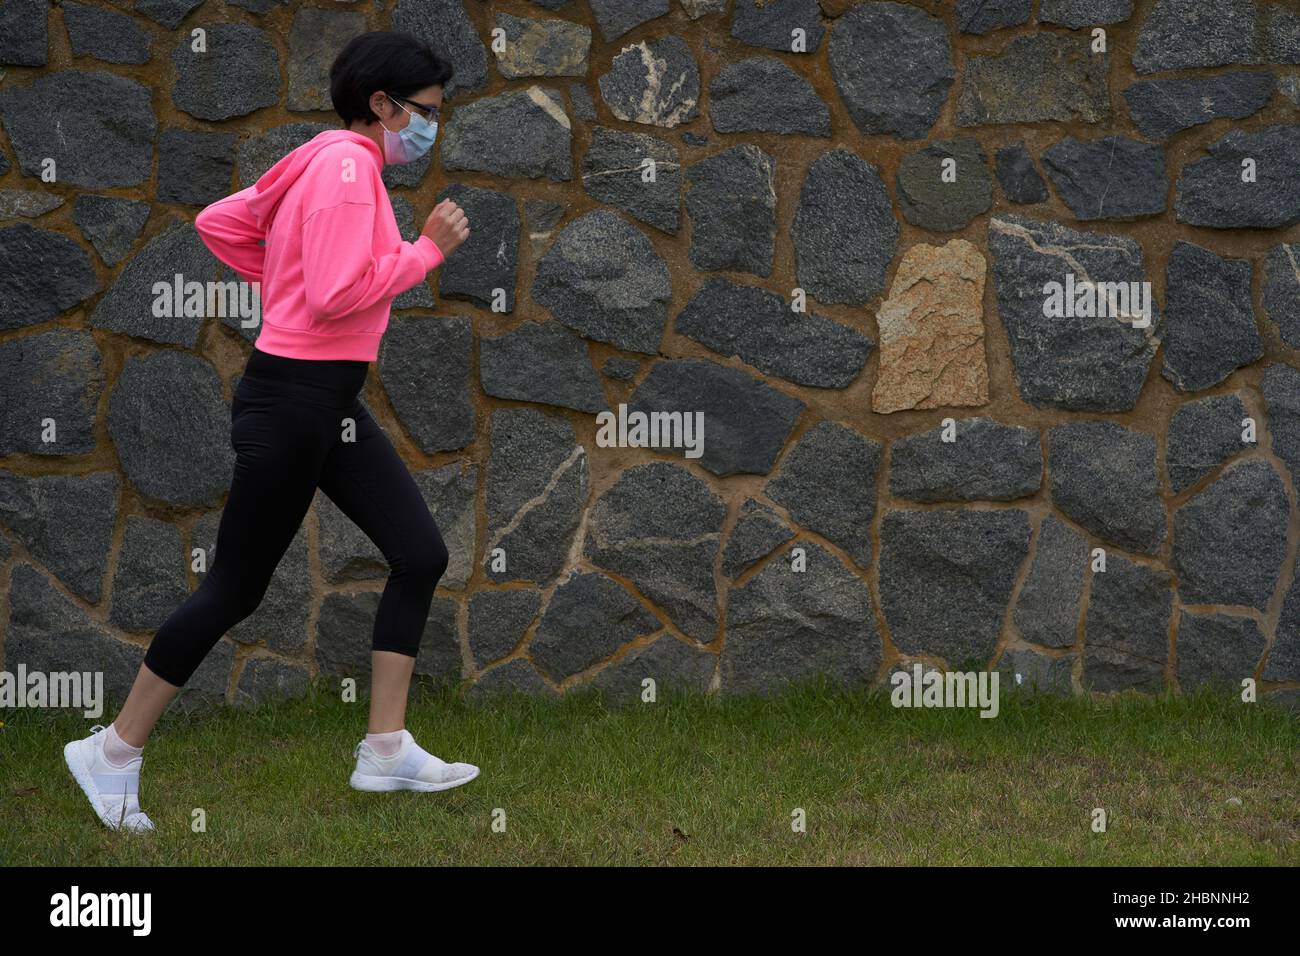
[422,198,470,258]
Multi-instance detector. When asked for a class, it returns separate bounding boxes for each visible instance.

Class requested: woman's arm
[194,186,267,285]
[299,199,445,322]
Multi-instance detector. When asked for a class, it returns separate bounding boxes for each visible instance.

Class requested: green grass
[2,681,1297,865]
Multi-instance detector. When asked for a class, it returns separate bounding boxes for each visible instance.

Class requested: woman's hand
[422,199,470,258]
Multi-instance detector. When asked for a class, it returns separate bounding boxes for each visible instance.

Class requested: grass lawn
[2,682,1297,866]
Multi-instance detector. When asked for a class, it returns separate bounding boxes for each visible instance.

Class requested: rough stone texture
[469,589,542,669]
[988,214,1159,411]
[392,0,489,100]
[708,57,830,136]
[440,86,573,181]
[1176,611,1266,690]
[581,635,716,705]
[684,144,776,275]
[1133,0,1300,73]
[1041,0,1133,27]
[71,196,150,267]
[379,316,475,453]
[957,34,1109,126]
[1166,393,1252,493]
[63,2,152,65]
[581,127,681,234]
[1266,563,1300,681]
[997,648,1074,696]
[1172,460,1288,610]
[588,0,669,41]
[1041,136,1169,221]
[599,36,699,128]
[1161,242,1263,392]
[879,509,1032,666]
[1048,421,1167,555]
[1123,72,1275,139]
[1013,516,1087,649]
[493,13,591,78]
[433,184,520,311]
[170,24,281,121]
[722,499,795,578]
[828,1,954,139]
[1175,125,1300,229]
[0,225,100,332]
[872,239,988,413]
[109,516,188,632]
[896,138,993,232]
[957,0,1031,35]
[731,0,825,52]
[1083,554,1172,692]
[792,149,898,306]
[889,418,1041,503]
[1262,244,1300,348]
[674,277,872,388]
[1264,363,1300,487]
[0,328,104,456]
[0,472,119,602]
[480,321,606,413]
[530,571,662,681]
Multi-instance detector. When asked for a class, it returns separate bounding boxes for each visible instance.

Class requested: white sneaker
[349,729,480,793]
[63,724,155,833]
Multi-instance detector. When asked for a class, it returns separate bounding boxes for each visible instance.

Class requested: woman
[63,31,476,833]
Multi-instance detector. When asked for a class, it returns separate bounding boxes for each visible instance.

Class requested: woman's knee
[404,531,449,587]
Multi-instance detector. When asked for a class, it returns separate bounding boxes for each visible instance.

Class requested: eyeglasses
[389,93,440,123]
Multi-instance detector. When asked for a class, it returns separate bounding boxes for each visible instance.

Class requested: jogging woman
[64,31,477,832]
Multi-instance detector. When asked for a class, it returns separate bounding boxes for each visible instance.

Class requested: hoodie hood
[244,129,383,231]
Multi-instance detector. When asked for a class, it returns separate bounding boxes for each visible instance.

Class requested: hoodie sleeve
[299,200,446,323]
[194,186,267,284]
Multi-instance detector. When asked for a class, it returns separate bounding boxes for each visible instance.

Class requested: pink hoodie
[194,128,444,362]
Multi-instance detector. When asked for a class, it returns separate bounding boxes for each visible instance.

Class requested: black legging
[143,347,450,688]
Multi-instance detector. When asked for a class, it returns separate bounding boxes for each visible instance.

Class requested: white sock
[365,729,404,758]
[104,723,144,768]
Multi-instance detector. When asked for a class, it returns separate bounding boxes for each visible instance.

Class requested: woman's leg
[316,398,450,733]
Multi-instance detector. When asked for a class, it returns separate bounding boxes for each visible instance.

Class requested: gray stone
[1123,73,1275,140]
[568,81,596,120]
[433,183,520,311]
[0,328,104,456]
[588,0,669,40]
[1133,0,1300,73]
[1176,611,1265,691]
[108,352,235,508]
[530,572,661,681]
[681,0,726,18]
[469,589,542,669]
[233,658,308,709]
[1266,563,1300,681]
[486,408,588,584]
[63,2,152,64]
[1041,136,1168,221]
[170,23,280,121]
[583,635,716,705]
[957,0,1030,35]
[0,189,63,218]
[1175,125,1300,229]
[133,0,203,30]
[879,509,1032,667]
[1013,516,1087,649]
[0,0,48,65]
[468,658,558,699]
[6,564,144,703]
[524,199,566,260]
[997,648,1074,696]
[581,127,681,233]
[440,86,572,181]
[731,0,825,52]
[0,225,99,332]
[722,499,795,578]
[674,277,872,388]
[1041,0,1133,28]
[896,138,993,232]
[1172,460,1288,610]
[1166,393,1251,493]
[224,0,292,15]
[379,315,474,453]
[392,0,488,100]
[0,70,155,187]
[708,57,829,136]
[109,517,188,632]
[603,357,640,382]
[988,214,1159,411]
[531,209,671,353]
[174,638,236,711]
[0,472,118,602]
[628,359,805,477]
[792,148,898,305]
[287,8,367,111]
[1049,421,1166,554]
[685,144,776,275]
[72,196,150,267]
[157,128,238,206]
[1264,363,1300,486]
[994,145,1048,204]
[387,196,436,311]
[890,417,1041,503]
[1263,244,1300,348]
[957,34,1109,126]
[1161,241,1262,392]
[829,1,953,139]
[766,421,880,569]
[1083,554,1172,692]
[236,123,335,188]
[599,35,699,128]
[481,321,606,413]
[493,13,591,78]
[723,540,880,695]
[585,462,726,642]
[1282,75,1300,108]
[316,591,460,683]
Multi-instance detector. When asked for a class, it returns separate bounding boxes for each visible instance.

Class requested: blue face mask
[378,93,438,165]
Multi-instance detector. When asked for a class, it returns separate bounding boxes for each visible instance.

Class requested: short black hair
[329,31,455,126]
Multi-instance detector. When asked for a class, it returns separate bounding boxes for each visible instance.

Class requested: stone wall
[2,0,1299,709]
